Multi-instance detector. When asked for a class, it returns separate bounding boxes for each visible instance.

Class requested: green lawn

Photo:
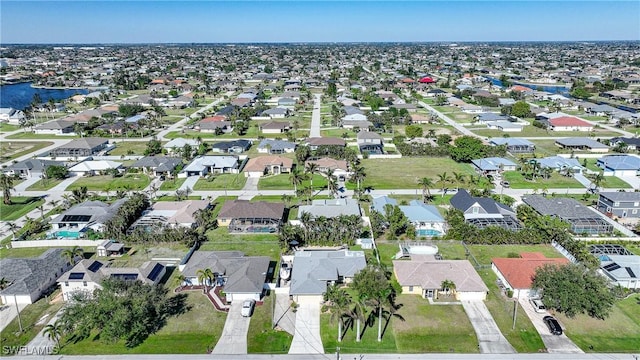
[60,290,225,354]
[502,172,583,189]
[26,178,65,191]
[0,292,64,352]
[0,196,46,221]
[160,177,187,191]
[0,246,49,259]
[66,174,151,191]
[320,128,356,139]
[466,244,564,266]
[257,174,327,190]
[201,227,281,260]
[247,293,293,354]
[6,132,80,139]
[360,158,476,189]
[597,175,632,189]
[0,123,20,132]
[109,141,153,156]
[0,141,54,162]
[193,174,247,190]
[556,295,640,352]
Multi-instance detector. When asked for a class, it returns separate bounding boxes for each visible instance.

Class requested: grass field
[109,141,153,156]
[0,196,45,221]
[0,123,20,132]
[201,227,281,260]
[6,132,80,139]
[60,290,225,354]
[502,172,583,189]
[0,246,50,259]
[0,141,54,162]
[66,174,151,191]
[320,128,356,138]
[466,244,564,265]
[193,174,247,190]
[257,174,328,190]
[247,293,293,354]
[359,158,476,189]
[160,177,187,191]
[26,178,65,191]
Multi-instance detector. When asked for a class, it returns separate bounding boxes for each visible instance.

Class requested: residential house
[130,200,210,230]
[48,137,109,158]
[0,249,74,305]
[555,138,609,153]
[198,120,233,133]
[492,252,569,299]
[535,156,584,174]
[257,139,296,154]
[34,120,76,135]
[259,121,291,134]
[543,116,593,132]
[49,199,127,238]
[609,137,640,152]
[243,155,293,177]
[178,250,272,302]
[305,157,349,180]
[0,107,26,125]
[357,131,384,154]
[589,244,640,289]
[597,192,640,218]
[211,139,252,154]
[289,249,366,302]
[471,157,517,176]
[486,121,523,132]
[299,198,362,219]
[488,138,535,154]
[164,138,200,155]
[217,200,285,233]
[372,196,446,237]
[58,260,166,301]
[394,258,487,300]
[450,189,522,230]
[341,119,373,130]
[278,97,296,109]
[2,159,65,179]
[522,195,613,235]
[68,160,123,177]
[597,155,640,177]
[475,113,513,123]
[130,156,182,178]
[179,155,240,178]
[261,107,290,119]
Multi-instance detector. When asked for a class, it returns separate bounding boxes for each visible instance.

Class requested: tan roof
[218,200,284,220]
[306,157,348,171]
[393,259,488,292]
[151,200,210,224]
[243,155,293,173]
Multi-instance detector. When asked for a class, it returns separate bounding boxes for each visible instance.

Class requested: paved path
[288,298,323,354]
[461,300,516,354]
[309,94,321,138]
[0,302,28,333]
[517,297,583,354]
[49,175,80,192]
[212,301,250,355]
[573,173,592,188]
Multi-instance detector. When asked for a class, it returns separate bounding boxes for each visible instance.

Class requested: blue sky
[1,1,638,43]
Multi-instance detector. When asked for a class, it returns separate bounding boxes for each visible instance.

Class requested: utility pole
[512,299,517,330]
[336,346,340,360]
[14,294,23,332]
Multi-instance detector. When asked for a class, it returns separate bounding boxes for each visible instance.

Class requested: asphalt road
[309,93,322,138]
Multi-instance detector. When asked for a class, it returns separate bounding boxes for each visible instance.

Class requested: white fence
[11,239,103,248]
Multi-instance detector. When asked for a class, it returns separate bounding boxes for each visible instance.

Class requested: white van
[529,298,546,313]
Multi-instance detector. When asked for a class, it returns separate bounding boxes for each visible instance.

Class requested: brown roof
[393,259,488,292]
[305,137,346,146]
[492,252,569,289]
[218,200,284,220]
[243,155,293,173]
[306,157,348,171]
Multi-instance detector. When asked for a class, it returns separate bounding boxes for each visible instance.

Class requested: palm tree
[289,167,305,193]
[591,172,605,190]
[48,199,60,210]
[71,186,89,204]
[43,319,64,350]
[305,162,319,192]
[452,171,466,191]
[351,165,366,197]
[0,173,15,205]
[440,279,457,298]
[437,172,451,198]
[417,177,434,202]
[61,246,84,265]
[6,222,18,239]
[37,204,45,219]
[324,284,351,342]
[196,268,215,293]
[325,169,338,198]
[149,183,159,200]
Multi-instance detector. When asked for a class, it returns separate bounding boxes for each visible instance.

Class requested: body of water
[486,77,571,96]
[0,82,89,110]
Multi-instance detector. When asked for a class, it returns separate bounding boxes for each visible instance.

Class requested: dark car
[543,315,563,335]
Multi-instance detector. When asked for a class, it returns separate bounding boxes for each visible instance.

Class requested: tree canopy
[448,136,486,163]
[511,101,531,118]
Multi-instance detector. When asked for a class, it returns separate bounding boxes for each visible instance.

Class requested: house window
[83,281,87,287]
[409,286,414,292]
[472,206,479,214]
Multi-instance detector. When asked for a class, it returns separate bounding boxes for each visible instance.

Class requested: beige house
[243,155,293,177]
[393,257,488,301]
[217,200,284,233]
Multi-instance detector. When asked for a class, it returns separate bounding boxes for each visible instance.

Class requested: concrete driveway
[212,302,251,355]
[461,301,516,353]
[288,298,323,354]
[517,297,583,353]
[0,302,28,333]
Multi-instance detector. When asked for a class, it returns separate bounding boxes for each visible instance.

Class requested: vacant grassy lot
[0,246,50,259]
[109,141,152,156]
[193,174,247,190]
[6,132,81,139]
[0,196,46,221]
[0,141,54,162]
[247,293,292,354]
[466,244,564,266]
[360,158,476,189]
[202,227,281,260]
[60,290,225,354]
[557,295,640,352]
[257,174,327,190]
[502,171,583,189]
[66,174,151,191]
[26,178,65,191]
[322,294,478,354]
[320,128,356,138]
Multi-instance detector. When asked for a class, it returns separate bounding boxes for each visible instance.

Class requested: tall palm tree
[437,172,451,198]
[325,169,338,198]
[48,199,60,210]
[417,177,434,202]
[43,319,64,350]
[0,173,15,205]
[452,171,466,191]
[37,204,46,219]
[591,172,605,189]
[289,167,305,193]
[351,165,366,197]
[6,222,18,239]
[324,284,351,342]
[71,186,89,204]
[196,268,215,293]
[305,162,319,192]
[61,246,84,265]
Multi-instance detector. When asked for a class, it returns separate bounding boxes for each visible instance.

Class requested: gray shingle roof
[555,137,609,149]
[299,199,361,218]
[218,200,285,220]
[599,192,640,202]
[522,195,598,219]
[0,249,70,297]
[5,159,64,172]
[290,250,366,295]
[131,156,182,172]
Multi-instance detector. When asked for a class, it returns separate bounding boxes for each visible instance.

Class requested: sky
[1,1,639,44]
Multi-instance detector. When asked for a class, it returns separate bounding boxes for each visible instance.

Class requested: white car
[241,299,255,317]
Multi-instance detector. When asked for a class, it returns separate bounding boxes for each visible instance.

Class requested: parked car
[529,298,546,313]
[241,299,255,317]
[501,180,510,188]
[543,315,563,335]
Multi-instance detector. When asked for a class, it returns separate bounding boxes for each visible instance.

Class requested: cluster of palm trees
[417,171,490,202]
[0,173,15,205]
[289,163,343,202]
[517,158,554,181]
[324,265,403,343]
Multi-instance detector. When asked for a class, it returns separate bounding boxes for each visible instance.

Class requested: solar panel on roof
[87,261,103,272]
[147,263,164,282]
[69,272,85,280]
[603,263,621,272]
[626,267,637,278]
[61,215,93,222]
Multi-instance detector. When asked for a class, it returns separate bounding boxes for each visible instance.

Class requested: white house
[0,107,26,125]
[68,160,123,176]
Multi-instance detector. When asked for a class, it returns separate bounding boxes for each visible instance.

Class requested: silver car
[241,299,255,317]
